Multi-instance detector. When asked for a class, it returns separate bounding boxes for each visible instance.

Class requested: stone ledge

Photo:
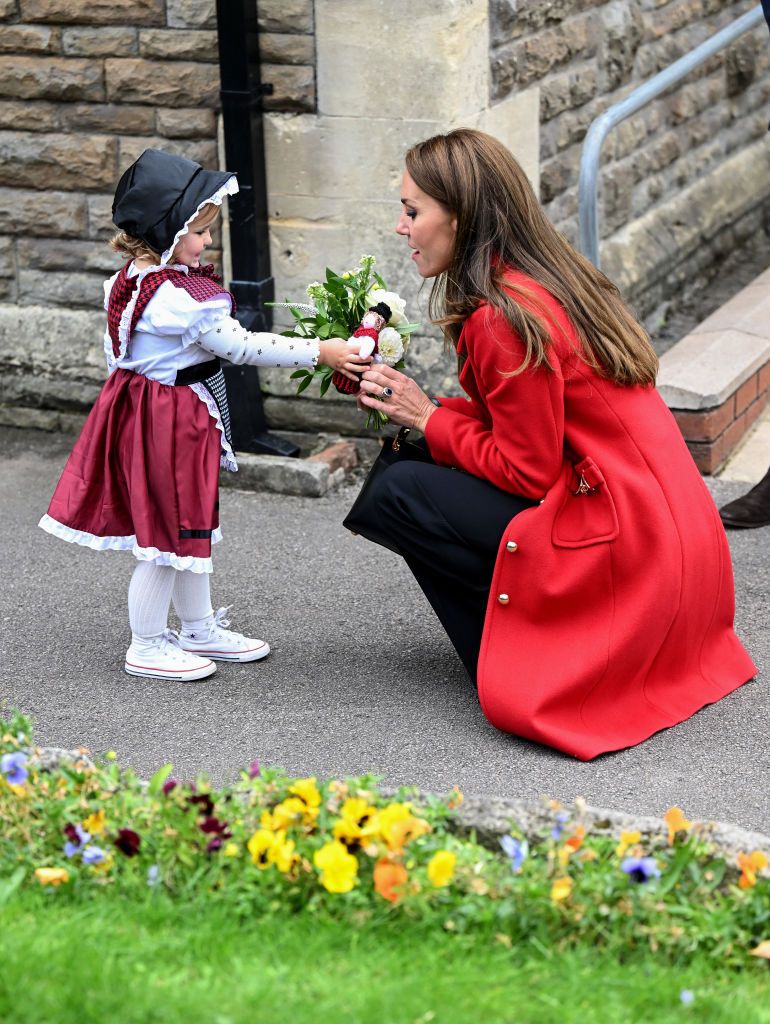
[659,267,770,474]
[32,748,770,862]
[220,439,358,497]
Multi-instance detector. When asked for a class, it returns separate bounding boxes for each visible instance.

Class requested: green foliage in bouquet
[268,255,420,403]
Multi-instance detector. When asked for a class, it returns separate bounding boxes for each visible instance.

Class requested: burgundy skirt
[40,369,224,573]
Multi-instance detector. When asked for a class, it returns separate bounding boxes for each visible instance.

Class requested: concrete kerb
[32,747,770,867]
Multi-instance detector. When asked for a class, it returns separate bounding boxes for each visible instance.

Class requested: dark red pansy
[114,828,141,857]
[63,823,79,843]
[206,837,223,854]
[188,793,215,817]
[162,778,179,796]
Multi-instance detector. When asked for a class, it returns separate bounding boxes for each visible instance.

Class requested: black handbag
[342,426,433,554]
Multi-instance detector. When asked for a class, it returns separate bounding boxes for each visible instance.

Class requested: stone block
[0,235,13,276]
[105,58,220,108]
[18,268,105,308]
[60,103,156,135]
[0,187,88,237]
[258,32,314,65]
[492,15,593,97]
[117,135,217,171]
[0,303,106,405]
[219,451,331,497]
[0,404,87,433]
[262,63,315,113]
[0,23,60,52]
[155,106,216,139]
[139,28,218,62]
[0,0,17,16]
[726,35,757,97]
[0,55,105,102]
[166,0,216,29]
[316,0,488,121]
[0,131,118,189]
[658,330,770,411]
[258,0,314,35]
[61,27,138,57]
[263,394,374,435]
[599,0,643,91]
[0,99,58,130]
[17,236,119,274]
[86,194,116,240]
[19,0,164,24]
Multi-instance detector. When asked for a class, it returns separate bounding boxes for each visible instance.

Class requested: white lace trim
[161,176,239,266]
[179,306,231,348]
[39,515,222,574]
[189,381,238,472]
[104,261,189,371]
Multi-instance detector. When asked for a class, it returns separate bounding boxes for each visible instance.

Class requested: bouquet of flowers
[269,255,419,429]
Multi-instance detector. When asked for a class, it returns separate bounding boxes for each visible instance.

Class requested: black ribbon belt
[175,357,221,386]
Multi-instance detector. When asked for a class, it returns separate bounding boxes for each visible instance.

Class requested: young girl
[40,148,366,683]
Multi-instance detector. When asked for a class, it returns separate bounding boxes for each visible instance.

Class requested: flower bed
[2,711,769,966]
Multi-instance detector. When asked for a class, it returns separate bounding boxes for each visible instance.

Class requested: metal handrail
[578,4,765,268]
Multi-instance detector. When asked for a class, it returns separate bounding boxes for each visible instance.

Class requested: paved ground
[1,426,768,833]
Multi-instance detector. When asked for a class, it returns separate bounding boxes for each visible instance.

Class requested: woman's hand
[358,363,437,432]
[318,338,372,381]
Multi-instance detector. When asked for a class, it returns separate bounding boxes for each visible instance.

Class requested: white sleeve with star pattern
[195,316,320,369]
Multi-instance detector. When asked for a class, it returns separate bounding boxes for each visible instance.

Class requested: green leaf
[0,867,25,906]
[296,374,314,395]
[397,322,421,335]
[317,322,332,339]
[148,762,174,796]
[319,375,332,396]
[290,369,311,379]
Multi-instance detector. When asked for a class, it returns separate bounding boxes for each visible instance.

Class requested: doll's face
[173,207,218,268]
[395,170,457,278]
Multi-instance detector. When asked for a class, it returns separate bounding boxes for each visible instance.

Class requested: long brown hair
[405,129,657,386]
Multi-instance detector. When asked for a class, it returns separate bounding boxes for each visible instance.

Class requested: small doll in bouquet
[331,301,392,395]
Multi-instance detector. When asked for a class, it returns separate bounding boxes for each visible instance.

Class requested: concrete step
[657,267,770,474]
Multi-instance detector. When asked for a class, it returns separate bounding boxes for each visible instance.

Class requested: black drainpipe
[215,0,300,458]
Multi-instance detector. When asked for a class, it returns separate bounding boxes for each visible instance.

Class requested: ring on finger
[381,386,394,398]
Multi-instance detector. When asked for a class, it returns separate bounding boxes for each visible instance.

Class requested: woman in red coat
[356,128,756,761]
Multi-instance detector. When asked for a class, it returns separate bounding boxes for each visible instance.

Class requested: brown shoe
[719,468,770,529]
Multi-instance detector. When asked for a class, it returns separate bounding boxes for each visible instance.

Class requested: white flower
[306,281,324,298]
[366,289,407,326]
[377,327,404,366]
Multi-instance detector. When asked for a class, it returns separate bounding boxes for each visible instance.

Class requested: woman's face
[395,170,457,278]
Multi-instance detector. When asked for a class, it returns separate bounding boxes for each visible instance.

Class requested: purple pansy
[248,760,261,779]
[621,856,661,883]
[162,778,179,796]
[147,864,160,887]
[1,752,29,786]
[500,835,529,873]
[82,845,107,865]
[63,823,90,856]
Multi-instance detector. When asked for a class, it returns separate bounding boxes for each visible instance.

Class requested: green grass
[1,890,768,1024]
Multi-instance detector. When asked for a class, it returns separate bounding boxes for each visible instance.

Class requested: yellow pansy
[247,828,276,869]
[313,840,358,893]
[332,798,380,845]
[223,842,240,858]
[267,833,298,875]
[35,867,69,887]
[83,809,106,835]
[551,876,573,903]
[379,803,430,851]
[289,777,321,811]
[615,830,641,857]
[262,797,310,831]
[427,850,457,888]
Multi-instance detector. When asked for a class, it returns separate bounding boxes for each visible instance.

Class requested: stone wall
[490,0,770,312]
[0,0,768,439]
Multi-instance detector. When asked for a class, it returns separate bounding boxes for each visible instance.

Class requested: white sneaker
[125,629,216,681]
[178,607,270,663]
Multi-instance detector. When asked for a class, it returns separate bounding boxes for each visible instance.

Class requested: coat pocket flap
[552,457,620,548]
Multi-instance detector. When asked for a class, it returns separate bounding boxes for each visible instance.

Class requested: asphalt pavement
[1,426,768,833]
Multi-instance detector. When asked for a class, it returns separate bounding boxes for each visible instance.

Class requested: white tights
[128,562,215,640]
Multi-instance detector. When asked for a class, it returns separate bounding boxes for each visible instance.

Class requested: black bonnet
[112,149,237,262]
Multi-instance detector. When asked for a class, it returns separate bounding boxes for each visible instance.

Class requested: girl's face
[173,209,217,268]
[395,170,457,278]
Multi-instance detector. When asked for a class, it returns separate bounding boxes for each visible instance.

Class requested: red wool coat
[424,271,756,760]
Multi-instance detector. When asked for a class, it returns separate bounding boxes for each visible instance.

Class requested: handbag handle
[391,426,411,452]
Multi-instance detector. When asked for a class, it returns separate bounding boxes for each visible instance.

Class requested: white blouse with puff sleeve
[109,265,319,385]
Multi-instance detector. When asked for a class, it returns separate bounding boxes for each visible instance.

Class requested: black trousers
[365,446,535,681]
